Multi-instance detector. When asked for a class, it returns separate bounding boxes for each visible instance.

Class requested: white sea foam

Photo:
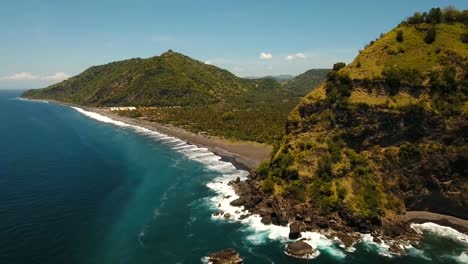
[69,106,467,261]
[16,97,49,103]
[452,251,468,264]
[361,234,392,257]
[411,222,468,245]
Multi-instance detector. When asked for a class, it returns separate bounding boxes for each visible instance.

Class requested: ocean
[0,90,467,264]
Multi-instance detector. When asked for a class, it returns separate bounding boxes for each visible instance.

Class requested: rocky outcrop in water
[206,249,243,264]
[229,172,423,257]
[284,240,317,259]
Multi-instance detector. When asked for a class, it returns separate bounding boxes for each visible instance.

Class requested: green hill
[23,50,286,107]
[255,7,468,230]
[22,51,328,143]
[282,69,330,96]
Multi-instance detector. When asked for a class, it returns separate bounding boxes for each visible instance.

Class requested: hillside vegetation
[257,7,468,229]
[23,51,328,143]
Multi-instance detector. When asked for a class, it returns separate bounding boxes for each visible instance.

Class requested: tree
[457,10,468,23]
[443,6,461,23]
[427,7,444,24]
[407,12,424,24]
[332,62,346,71]
[424,26,436,44]
[396,30,404,42]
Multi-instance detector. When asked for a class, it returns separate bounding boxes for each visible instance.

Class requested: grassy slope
[262,21,468,220]
[343,23,467,79]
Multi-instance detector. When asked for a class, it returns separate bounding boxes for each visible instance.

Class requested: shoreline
[91,108,271,171]
[401,211,468,234]
[19,96,468,259]
[22,98,271,172]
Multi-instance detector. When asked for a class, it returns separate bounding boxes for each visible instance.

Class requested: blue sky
[0,0,466,88]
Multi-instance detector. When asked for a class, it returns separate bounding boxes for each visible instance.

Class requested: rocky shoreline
[224,171,429,258]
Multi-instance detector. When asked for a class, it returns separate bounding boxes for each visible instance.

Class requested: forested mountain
[23,50,290,106]
[22,51,329,143]
[251,7,468,230]
[282,69,330,96]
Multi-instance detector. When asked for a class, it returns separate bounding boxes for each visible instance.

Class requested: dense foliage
[404,6,467,24]
[258,11,468,222]
[23,51,328,144]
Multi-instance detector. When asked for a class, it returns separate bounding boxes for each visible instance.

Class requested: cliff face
[258,17,468,227]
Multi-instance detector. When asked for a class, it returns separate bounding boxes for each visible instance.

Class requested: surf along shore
[92,107,272,171]
[26,99,272,172]
[22,97,468,259]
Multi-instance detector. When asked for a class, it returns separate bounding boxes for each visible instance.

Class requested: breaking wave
[71,106,468,262]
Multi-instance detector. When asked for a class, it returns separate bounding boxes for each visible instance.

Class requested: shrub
[399,142,421,164]
[262,177,275,194]
[257,161,270,178]
[221,111,235,121]
[383,66,422,95]
[286,180,306,201]
[396,30,404,42]
[461,33,468,44]
[424,26,436,44]
[332,62,346,71]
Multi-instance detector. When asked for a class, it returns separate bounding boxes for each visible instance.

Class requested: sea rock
[383,222,405,237]
[388,244,405,256]
[239,214,250,220]
[206,248,243,264]
[285,241,317,259]
[224,213,231,219]
[261,214,272,225]
[316,216,329,228]
[213,211,224,217]
[229,198,245,207]
[335,232,357,248]
[289,221,302,239]
[271,196,290,226]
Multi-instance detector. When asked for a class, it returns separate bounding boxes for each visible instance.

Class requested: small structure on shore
[109,106,136,111]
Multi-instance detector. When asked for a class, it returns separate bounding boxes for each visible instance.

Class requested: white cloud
[0,72,38,81]
[286,52,306,61]
[42,72,70,81]
[259,52,272,60]
[205,60,212,65]
[0,72,70,82]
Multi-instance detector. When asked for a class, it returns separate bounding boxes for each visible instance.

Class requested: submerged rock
[206,248,243,264]
[285,241,318,259]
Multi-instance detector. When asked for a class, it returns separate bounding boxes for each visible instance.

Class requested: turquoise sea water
[0,90,467,264]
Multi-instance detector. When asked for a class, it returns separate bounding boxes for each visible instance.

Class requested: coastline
[401,211,468,234]
[91,108,271,171]
[21,98,271,171]
[18,96,468,260]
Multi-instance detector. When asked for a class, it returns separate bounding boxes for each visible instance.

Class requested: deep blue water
[0,90,467,264]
